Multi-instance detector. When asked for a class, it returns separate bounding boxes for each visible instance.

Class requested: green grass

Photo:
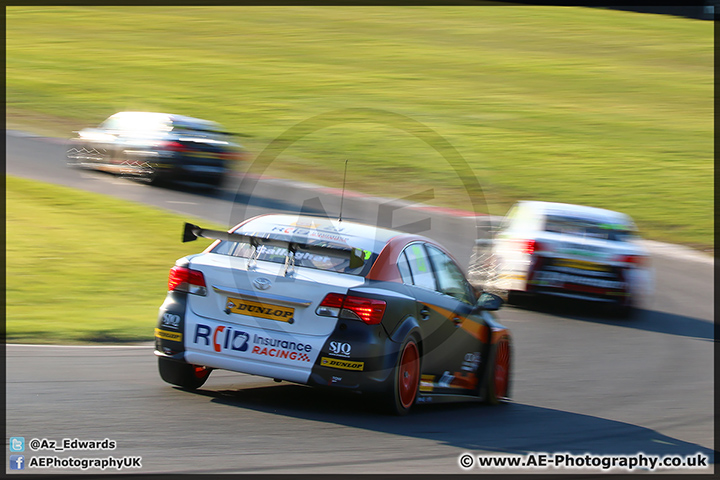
[6,176,219,344]
[6,6,713,250]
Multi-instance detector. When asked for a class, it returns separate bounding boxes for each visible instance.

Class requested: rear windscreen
[544,216,636,242]
[211,240,377,276]
[171,121,230,137]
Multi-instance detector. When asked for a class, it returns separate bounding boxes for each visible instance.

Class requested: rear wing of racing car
[182,222,366,273]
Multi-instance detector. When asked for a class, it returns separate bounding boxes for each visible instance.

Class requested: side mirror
[477,292,503,311]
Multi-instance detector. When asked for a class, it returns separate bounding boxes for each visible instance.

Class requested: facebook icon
[10,455,24,470]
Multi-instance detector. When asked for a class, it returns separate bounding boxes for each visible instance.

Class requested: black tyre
[384,336,421,416]
[207,174,225,189]
[506,290,523,306]
[139,162,170,186]
[603,289,636,319]
[610,301,635,319]
[146,169,164,186]
[158,357,211,390]
[483,336,511,405]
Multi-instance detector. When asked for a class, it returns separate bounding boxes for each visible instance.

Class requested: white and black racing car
[486,201,653,317]
[155,214,512,415]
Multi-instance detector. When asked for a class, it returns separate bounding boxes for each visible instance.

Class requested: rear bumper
[156,292,401,393]
[153,162,228,184]
[531,289,622,303]
[524,256,633,304]
[185,350,312,384]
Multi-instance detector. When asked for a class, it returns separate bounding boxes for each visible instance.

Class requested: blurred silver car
[485,201,653,317]
[66,111,246,188]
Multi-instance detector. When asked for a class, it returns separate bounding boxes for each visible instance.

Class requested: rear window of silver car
[543,215,636,241]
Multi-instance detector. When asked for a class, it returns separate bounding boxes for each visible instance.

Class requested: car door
[401,243,485,395]
[95,114,126,164]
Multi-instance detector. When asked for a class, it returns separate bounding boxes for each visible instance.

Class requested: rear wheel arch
[387,316,425,378]
[387,314,420,345]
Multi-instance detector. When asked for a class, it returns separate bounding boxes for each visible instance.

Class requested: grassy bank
[6,6,713,250]
[6,176,218,343]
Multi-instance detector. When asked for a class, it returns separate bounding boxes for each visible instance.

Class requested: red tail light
[317,293,387,325]
[520,239,540,255]
[319,293,345,309]
[617,255,645,267]
[342,296,387,325]
[162,141,188,152]
[168,266,207,295]
[518,239,545,255]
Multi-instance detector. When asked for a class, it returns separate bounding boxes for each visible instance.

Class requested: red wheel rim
[398,341,420,409]
[493,339,510,399]
[193,365,210,380]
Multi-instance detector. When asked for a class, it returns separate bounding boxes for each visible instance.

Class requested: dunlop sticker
[155,328,182,342]
[226,297,294,322]
[553,258,609,272]
[320,357,364,371]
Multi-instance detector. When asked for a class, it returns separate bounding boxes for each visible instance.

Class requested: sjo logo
[9,437,25,452]
[10,455,24,470]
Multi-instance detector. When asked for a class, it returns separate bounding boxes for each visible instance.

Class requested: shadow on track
[505,297,713,341]
[186,384,714,465]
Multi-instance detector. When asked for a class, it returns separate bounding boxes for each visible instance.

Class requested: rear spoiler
[182,222,365,269]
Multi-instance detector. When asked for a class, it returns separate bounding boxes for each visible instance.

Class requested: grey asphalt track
[5,131,714,474]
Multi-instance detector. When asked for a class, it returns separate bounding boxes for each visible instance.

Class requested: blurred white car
[66,111,246,188]
[488,201,652,317]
